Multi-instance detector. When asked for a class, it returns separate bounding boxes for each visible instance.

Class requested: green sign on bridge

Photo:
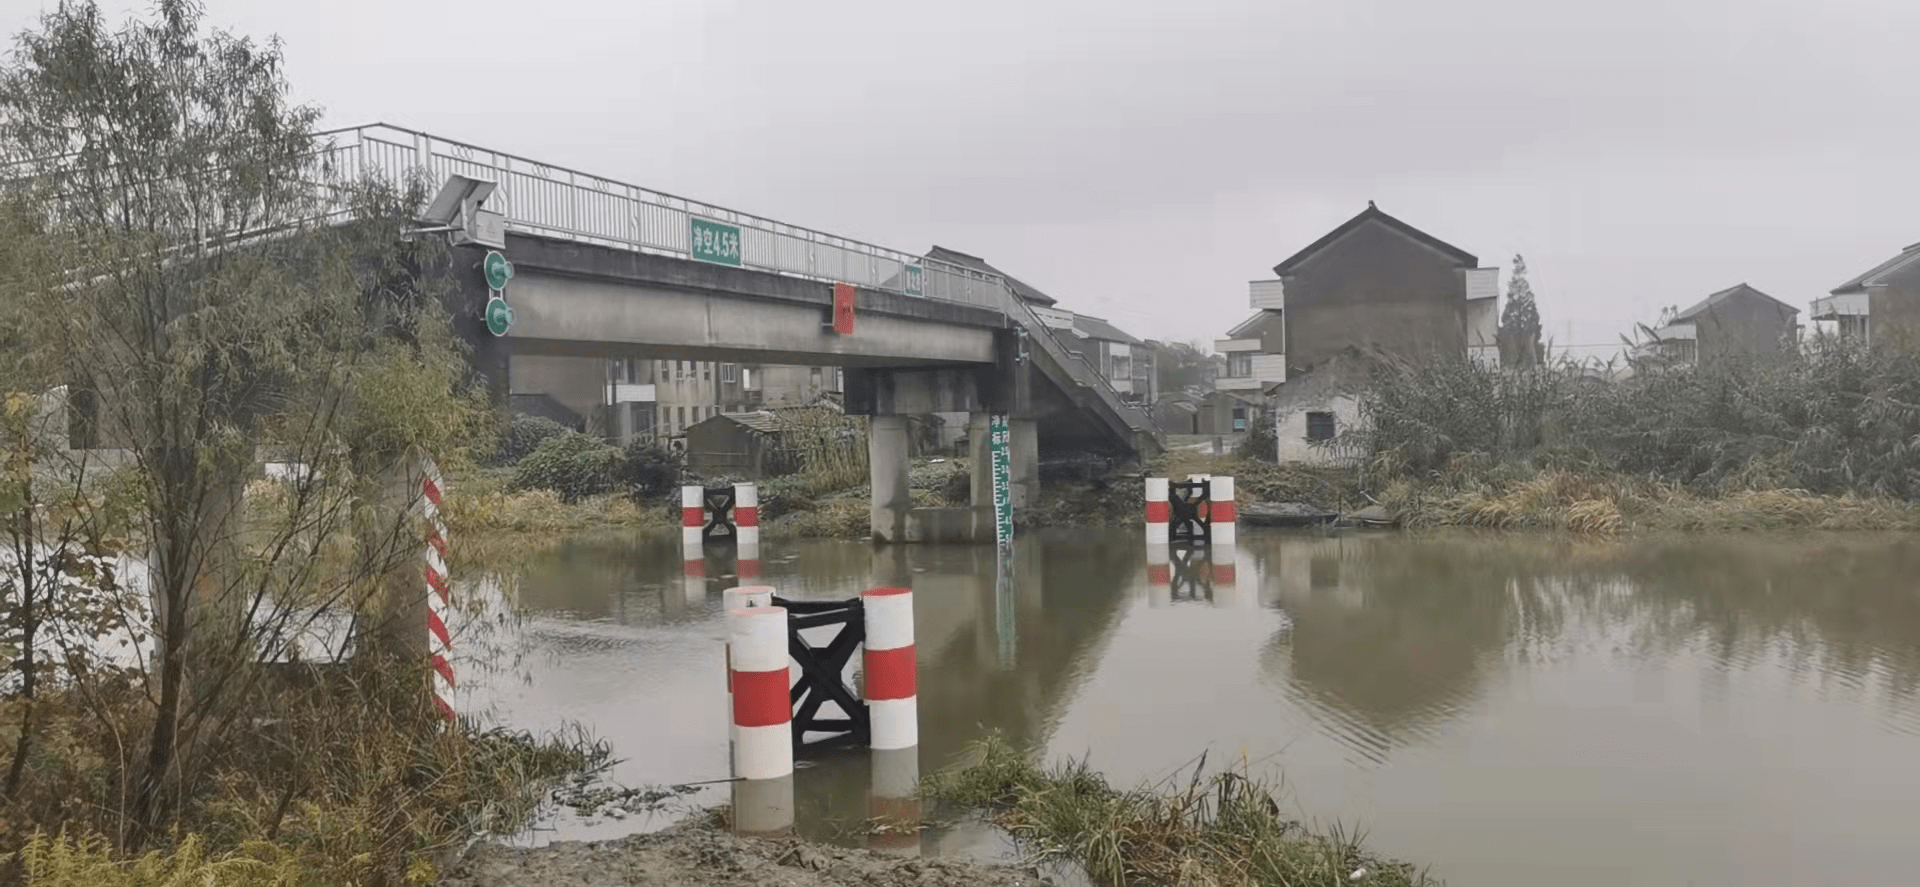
[689,217,743,267]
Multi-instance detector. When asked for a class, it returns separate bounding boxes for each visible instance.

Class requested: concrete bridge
[316,124,1161,543]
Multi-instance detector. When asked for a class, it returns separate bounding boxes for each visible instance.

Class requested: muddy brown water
[450,528,1920,886]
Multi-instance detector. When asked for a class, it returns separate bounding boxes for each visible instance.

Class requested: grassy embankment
[924,737,1437,887]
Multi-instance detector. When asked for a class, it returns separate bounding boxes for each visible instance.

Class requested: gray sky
[10,0,1919,354]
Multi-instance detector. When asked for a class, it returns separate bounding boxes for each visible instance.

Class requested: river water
[451,528,1920,886]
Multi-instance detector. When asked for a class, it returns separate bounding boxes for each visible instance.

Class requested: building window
[833,368,844,392]
[1306,411,1336,442]
[703,363,712,382]
[1227,352,1252,378]
[723,363,736,383]
[810,367,823,389]
[677,406,686,430]
[1231,406,1247,432]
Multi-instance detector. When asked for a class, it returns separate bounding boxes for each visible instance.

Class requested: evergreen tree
[1498,254,1545,368]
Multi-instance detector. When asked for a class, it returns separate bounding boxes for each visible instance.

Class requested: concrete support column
[869,416,912,543]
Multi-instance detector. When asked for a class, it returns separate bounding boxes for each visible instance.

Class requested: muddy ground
[440,821,1055,887]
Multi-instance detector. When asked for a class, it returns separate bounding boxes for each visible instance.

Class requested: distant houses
[1221,202,1499,463]
[1811,241,1920,348]
[1633,283,1800,368]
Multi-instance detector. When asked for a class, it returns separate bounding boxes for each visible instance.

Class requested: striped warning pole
[722,585,777,743]
[1144,477,1169,545]
[868,746,922,855]
[728,605,794,781]
[861,588,917,750]
[1211,475,1237,545]
[734,482,759,546]
[421,456,454,723]
[681,485,705,547]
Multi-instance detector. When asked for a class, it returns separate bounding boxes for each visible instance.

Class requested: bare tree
[0,0,481,844]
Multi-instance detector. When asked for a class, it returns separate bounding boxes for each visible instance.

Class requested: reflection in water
[464,529,1920,887]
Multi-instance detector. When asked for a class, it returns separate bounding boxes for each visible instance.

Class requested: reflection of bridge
[319,125,1161,542]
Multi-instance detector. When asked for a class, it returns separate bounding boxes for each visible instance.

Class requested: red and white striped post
[722,585,777,739]
[728,605,793,781]
[1146,541,1171,609]
[734,482,759,547]
[681,485,705,547]
[1144,477,1169,545]
[868,746,922,855]
[421,456,454,723]
[1210,475,1237,545]
[861,588,917,750]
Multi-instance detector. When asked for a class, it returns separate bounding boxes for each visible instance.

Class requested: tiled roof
[1273,202,1477,276]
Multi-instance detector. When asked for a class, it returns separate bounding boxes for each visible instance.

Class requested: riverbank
[438,818,1050,887]
[445,451,1920,549]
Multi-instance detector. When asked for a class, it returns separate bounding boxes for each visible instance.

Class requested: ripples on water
[452,529,1920,887]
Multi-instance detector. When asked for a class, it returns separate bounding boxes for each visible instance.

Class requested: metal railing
[311,124,1005,309]
[308,124,1151,436]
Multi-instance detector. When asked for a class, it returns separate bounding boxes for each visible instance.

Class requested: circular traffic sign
[485,296,514,337]
[484,251,513,291]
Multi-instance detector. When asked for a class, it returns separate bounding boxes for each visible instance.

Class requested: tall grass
[925,737,1437,886]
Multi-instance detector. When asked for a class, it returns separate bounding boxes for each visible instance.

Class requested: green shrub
[507,432,621,503]
[495,415,568,466]
[616,440,682,501]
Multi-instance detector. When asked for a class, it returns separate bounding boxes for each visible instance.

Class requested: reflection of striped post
[868,746,922,855]
[723,587,777,746]
[1211,543,1253,608]
[422,457,454,722]
[683,539,706,604]
[861,588,917,750]
[732,772,795,839]
[728,606,793,780]
[1146,543,1170,609]
[1144,478,1169,545]
[1211,475,1237,545]
[736,537,761,580]
[681,485,705,546]
[734,482,759,547]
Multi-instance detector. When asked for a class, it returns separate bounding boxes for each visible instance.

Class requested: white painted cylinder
[1144,477,1169,546]
[861,588,918,750]
[732,772,795,838]
[1210,475,1236,545]
[1147,542,1171,609]
[681,485,705,546]
[728,606,793,780]
[868,745,922,855]
[734,481,760,547]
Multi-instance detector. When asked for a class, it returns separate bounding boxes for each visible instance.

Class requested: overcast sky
[9,0,1918,354]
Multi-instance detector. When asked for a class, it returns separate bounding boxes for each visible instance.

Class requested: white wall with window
[1274,394,1363,465]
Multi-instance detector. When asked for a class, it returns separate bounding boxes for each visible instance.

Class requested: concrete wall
[1281,219,1469,371]
[509,355,606,430]
[1869,262,1920,350]
[1274,394,1363,465]
[1694,288,1799,360]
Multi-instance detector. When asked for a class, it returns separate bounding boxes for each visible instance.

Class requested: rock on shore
[439,822,1051,887]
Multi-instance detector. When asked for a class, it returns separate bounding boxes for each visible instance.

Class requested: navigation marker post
[483,250,514,337]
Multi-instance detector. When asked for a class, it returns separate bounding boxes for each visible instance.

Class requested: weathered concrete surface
[869,417,913,543]
[493,233,1003,367]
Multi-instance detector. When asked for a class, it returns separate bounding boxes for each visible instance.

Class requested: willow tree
[0,0,481,843]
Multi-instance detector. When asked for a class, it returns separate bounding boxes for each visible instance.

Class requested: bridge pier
[968,411,1038,514]
[869,416,914,543]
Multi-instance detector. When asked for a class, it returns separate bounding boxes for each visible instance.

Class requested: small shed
[685,412,784,478]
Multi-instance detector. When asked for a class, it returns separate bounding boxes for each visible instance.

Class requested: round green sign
[485,296,514,337]
[484,251,513,291]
